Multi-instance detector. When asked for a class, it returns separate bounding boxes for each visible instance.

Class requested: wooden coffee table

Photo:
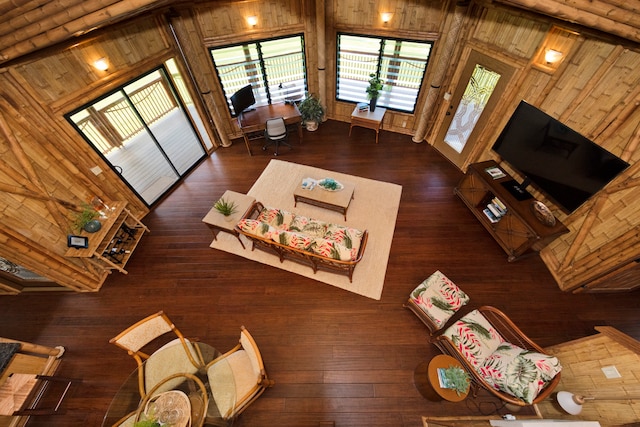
[293,179,355,220]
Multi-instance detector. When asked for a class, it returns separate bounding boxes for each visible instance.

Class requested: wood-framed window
[336,33,433,113]
[210,34,307,117]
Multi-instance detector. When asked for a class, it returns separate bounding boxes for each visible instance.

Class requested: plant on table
[298,92,325,131]
[366,73,384,100]
[214,197,237,216]
[440,365,470,396]
[72,203,101,233]
[366,73,385,111]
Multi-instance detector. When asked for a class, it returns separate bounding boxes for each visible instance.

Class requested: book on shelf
[485,166,506,179]
[487,203,503,218]
[483,208,500,223]
[492,197,507,212]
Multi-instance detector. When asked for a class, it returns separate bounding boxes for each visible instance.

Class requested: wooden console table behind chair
[238,103,303,156]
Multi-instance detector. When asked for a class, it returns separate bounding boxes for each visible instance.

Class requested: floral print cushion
[243,209,364,261]
[324,224,364,254]
[311,237,355,261]
[289,217,328,238]
[257,207,295,230]
[479,342,562,404]
[409,271,470,329]
[443,309,505,371]
[272,230,313,250]
[237,219,276,239]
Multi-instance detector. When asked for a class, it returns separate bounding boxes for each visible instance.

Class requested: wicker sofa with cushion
[433,306,562,406]
[235,202,368,281]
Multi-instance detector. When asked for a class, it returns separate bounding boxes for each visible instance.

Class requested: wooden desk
[349,106,386,144]
[238,103,302,155]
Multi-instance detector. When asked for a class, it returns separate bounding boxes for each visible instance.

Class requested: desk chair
[263,117,291,156]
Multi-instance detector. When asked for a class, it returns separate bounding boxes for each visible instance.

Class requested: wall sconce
[93,58,109,71]
[381,12,393,23]
[247,16,258,27]
[544,49,563,64]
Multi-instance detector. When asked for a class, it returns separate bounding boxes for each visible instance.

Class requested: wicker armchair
[433,306,561,406]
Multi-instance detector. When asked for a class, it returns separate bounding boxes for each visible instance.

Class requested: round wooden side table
[426,354,469,402]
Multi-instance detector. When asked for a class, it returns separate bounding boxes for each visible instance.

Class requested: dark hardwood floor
[2,120,639,427]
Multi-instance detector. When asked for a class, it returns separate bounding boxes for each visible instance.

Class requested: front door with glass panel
[434,50,515,169]
[68,65,205,205]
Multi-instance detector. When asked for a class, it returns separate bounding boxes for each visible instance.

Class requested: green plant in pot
[366,73,384,112]
[298,92,325,131]
[72,203,101,233]
[439,365,470,396]
[214,197,237,219]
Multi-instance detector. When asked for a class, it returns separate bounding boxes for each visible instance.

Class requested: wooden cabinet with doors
[64,201,148,275]
[455,161,568,261]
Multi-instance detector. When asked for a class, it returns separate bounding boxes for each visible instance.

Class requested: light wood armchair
[205,326,274,420]
[109,310,204,398]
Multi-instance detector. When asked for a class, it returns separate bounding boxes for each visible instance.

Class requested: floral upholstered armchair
[433,306,562,406]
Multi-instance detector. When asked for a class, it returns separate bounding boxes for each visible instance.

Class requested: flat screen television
[492,100,630,213]
[230,84,256,116]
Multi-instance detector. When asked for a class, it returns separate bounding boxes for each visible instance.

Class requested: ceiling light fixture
[544,49,563,64]
[93,58,109,71]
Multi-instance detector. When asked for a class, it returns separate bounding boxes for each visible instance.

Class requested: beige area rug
[209,160,402,300]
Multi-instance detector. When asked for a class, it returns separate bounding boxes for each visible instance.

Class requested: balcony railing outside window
[210,35,307,116]
[337,33,433,113]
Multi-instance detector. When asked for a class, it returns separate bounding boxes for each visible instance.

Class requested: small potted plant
[214,197,237,220]
[438,365,470,396]
[366,73,384,111]
[298,92,325,131]
[72,203,101,233]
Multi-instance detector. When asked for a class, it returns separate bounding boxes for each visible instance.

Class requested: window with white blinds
[210,35,307,116]
[336,33,433,113]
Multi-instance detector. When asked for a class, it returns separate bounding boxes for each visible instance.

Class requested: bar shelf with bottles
[65,201,149,274]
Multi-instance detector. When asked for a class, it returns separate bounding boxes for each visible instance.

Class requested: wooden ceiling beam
[494,0,640,43]
[0,0,121,39]
[0,0,50,22]
[496,0,640,43]
[0,0,168,63]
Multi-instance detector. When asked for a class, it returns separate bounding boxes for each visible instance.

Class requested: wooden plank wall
[536,327,640,425]
[0,0,638,294]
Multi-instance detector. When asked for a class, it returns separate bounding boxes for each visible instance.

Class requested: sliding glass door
[67,64,206,205]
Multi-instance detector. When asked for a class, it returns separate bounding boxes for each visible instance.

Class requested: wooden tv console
[455,160,568,261]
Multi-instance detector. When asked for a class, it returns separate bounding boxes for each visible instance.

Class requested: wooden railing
[75,76,179,155]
